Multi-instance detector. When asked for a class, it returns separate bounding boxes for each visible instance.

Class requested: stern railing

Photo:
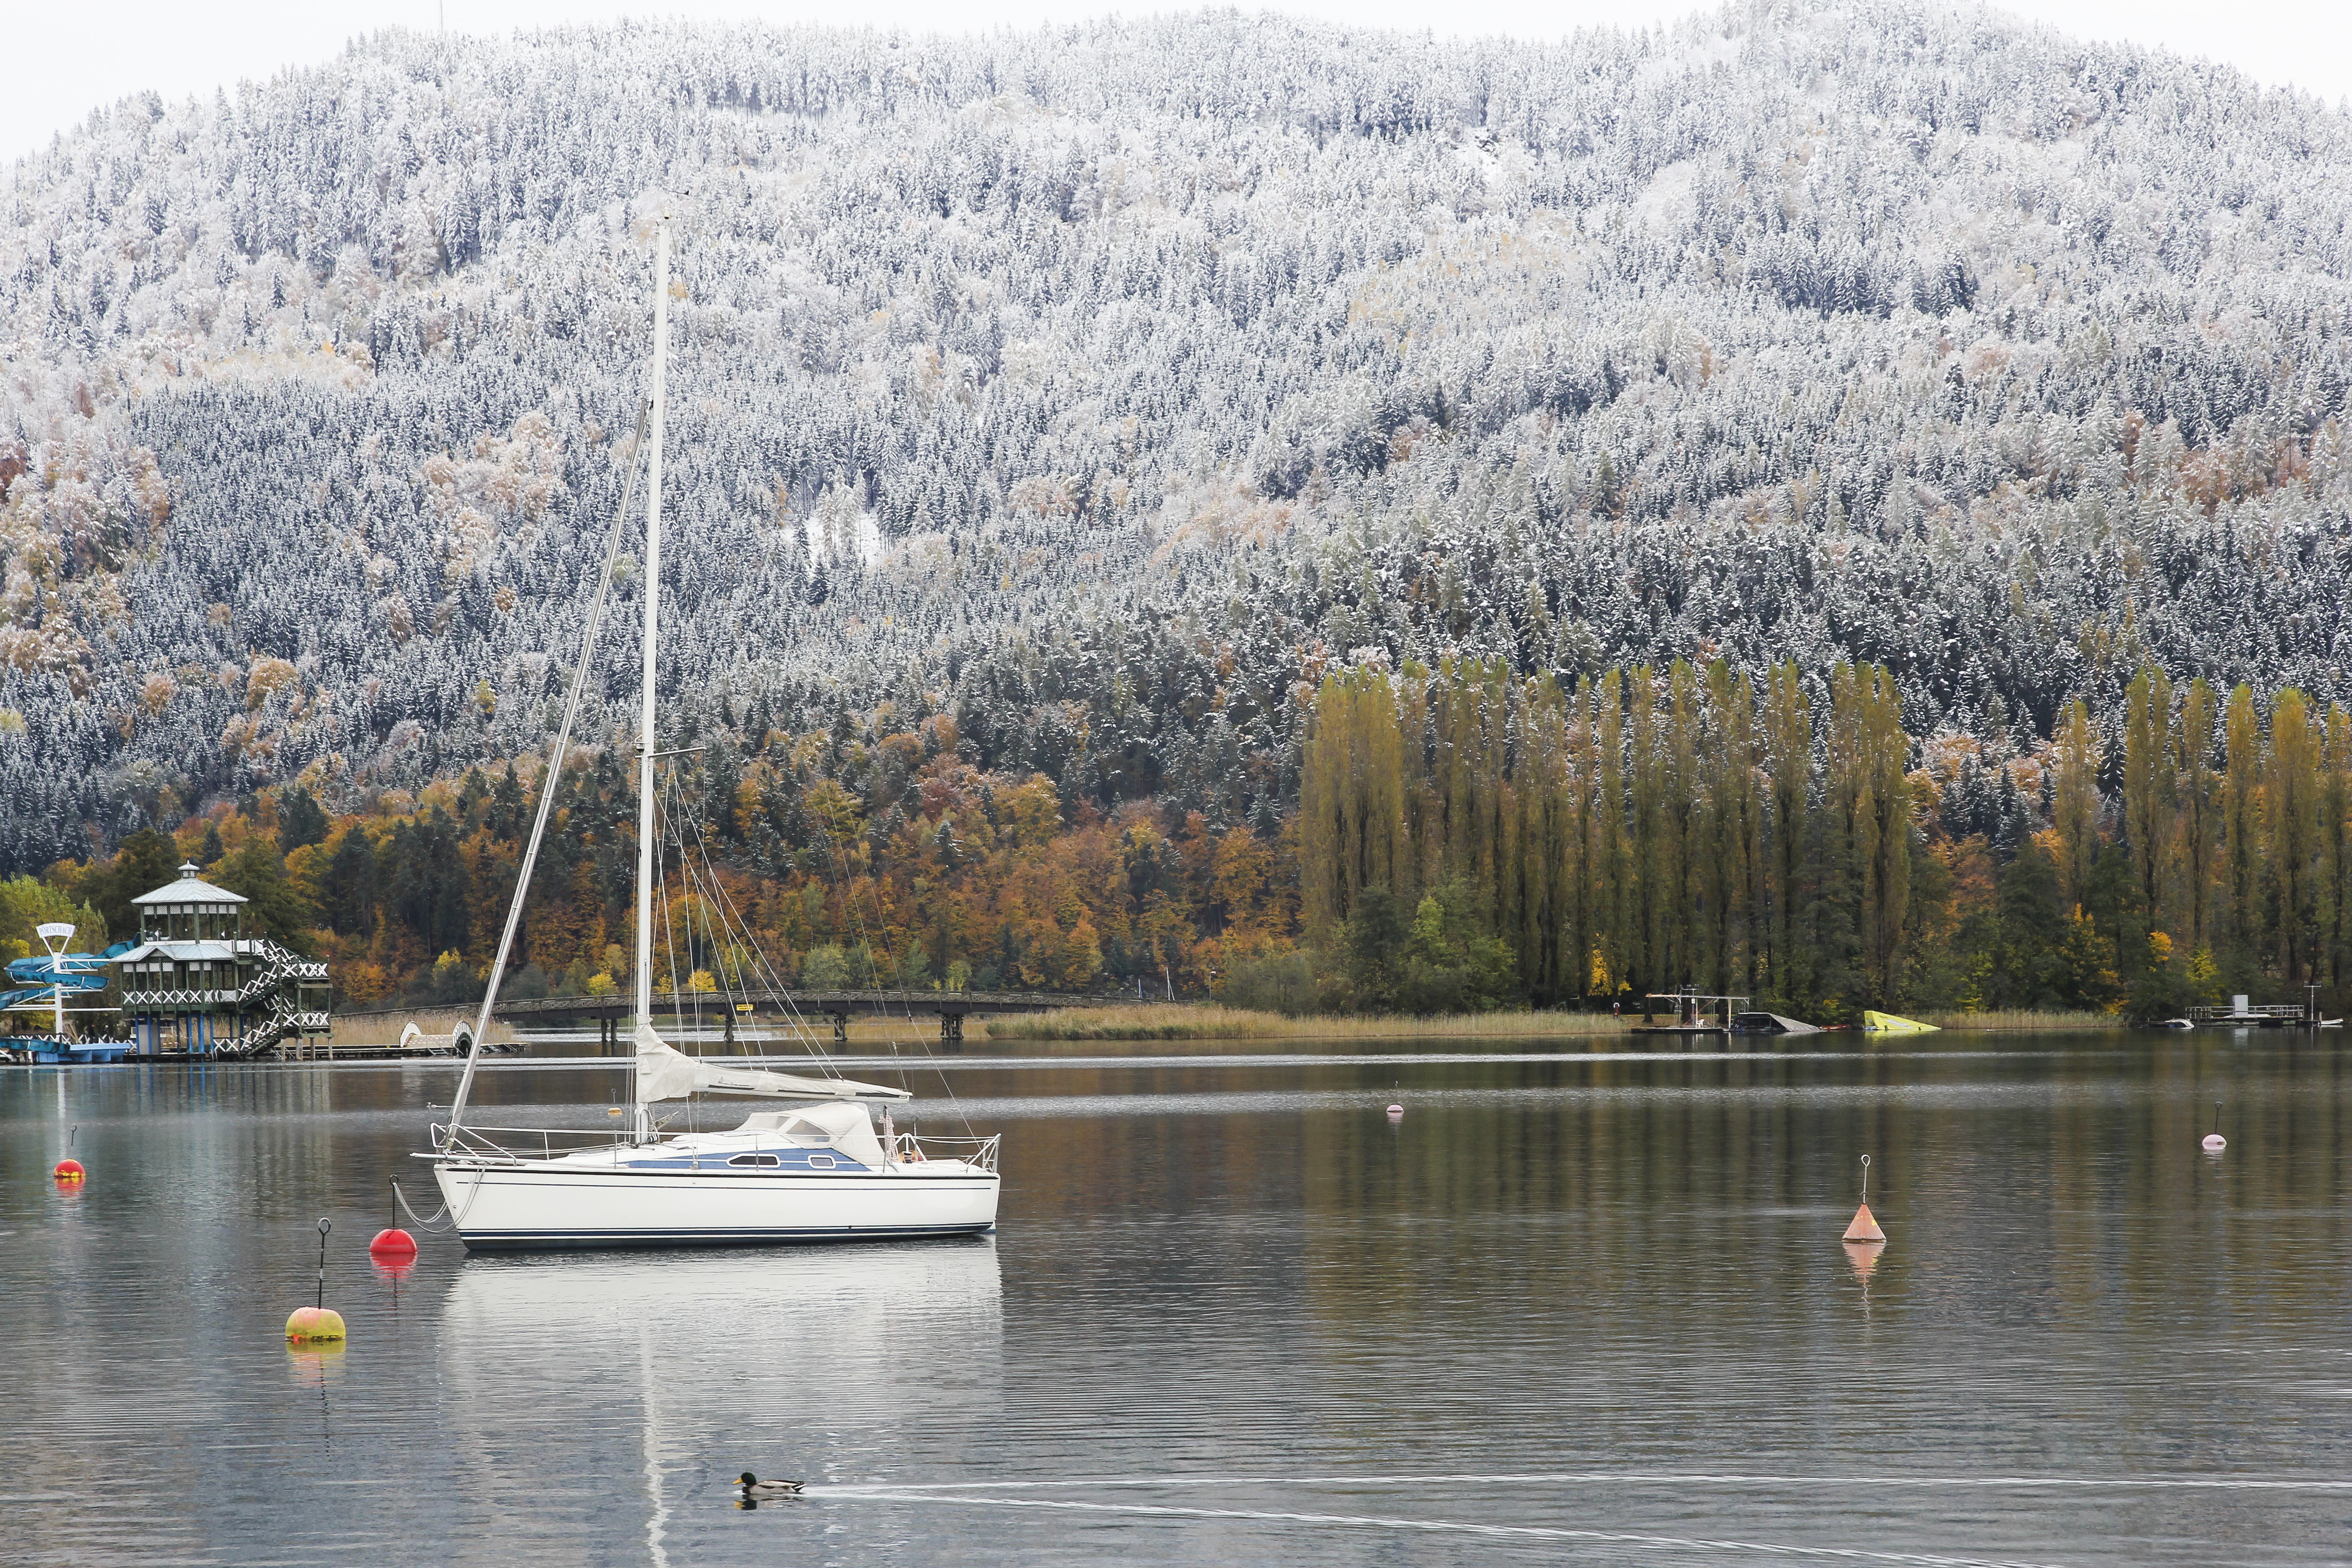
[891,1132,1000,1172]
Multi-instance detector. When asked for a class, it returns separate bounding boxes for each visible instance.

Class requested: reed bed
[979,1005,1634,1042]
[1913,1009,2127,1031]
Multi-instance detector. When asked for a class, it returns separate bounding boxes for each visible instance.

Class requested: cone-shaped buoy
[1842,1153,1885,1241]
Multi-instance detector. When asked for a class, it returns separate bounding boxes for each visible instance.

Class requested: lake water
[5,1033,2350,1567]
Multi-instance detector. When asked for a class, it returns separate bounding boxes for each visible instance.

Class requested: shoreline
[977,1003,2131,1043]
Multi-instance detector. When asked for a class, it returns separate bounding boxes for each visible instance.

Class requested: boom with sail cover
[631,1024,908,1105]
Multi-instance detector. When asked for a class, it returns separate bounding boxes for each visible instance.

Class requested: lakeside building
[111,863,330,1055]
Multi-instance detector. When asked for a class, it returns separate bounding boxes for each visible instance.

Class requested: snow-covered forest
[3,2,2351,879]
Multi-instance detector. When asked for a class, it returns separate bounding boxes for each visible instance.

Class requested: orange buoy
[284,1306,347,1343]
[53,1158,86,1182]
[1842,1153,1886,1242]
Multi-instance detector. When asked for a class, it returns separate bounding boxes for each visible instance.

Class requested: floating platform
[1730,1012,1821,1036]
[1,1038,135,1065]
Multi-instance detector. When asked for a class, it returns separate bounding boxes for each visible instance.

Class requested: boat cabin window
[727,1153,780,1167]
[783,1120,834,1144]
[806,1154,837,1169]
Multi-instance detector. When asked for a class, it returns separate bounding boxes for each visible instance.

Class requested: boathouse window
[727,1153,781,1167]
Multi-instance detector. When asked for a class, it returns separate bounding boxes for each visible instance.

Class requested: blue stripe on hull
[458,1222,996,1251]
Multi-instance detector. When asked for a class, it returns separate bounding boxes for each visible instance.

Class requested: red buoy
[368,1227,417,1259]
[53,1158,85,1182]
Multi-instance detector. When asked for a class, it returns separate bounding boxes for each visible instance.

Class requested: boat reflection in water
[437,1240,1003,1559]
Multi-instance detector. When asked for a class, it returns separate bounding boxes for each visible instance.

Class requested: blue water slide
[5,948,118,993]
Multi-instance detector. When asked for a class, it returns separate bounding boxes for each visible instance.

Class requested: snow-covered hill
[3,4,2349,868]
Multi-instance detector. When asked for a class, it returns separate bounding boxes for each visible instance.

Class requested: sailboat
[421,216,1001,1249]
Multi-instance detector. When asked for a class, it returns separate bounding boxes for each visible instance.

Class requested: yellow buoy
[284,1306,347,1343]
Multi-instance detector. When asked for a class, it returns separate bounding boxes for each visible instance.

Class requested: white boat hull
[431,1157,1000,1250]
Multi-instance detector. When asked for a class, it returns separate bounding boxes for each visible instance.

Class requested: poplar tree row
[1299,661,2352,1018]
[1298,657,1910,1014]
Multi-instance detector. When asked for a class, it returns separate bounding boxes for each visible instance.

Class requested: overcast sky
[6,0,2347,164]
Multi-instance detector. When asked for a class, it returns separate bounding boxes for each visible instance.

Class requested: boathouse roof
[115,941,240,964]
[130,862,247,907]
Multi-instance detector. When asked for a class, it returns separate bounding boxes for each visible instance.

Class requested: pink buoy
[2202,1133,2226,1150]
[1386,1103,1404,1118]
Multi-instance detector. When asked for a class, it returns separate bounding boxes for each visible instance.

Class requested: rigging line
[675,803,790,1059]
[807,1493,2067,1568]
[445,394,652,1144]
[669,767,833,1066]
[802,800,950,1070]
[667,778,742,1046]
[662,768,735,1053]
[655,773,686,1051]
[808,813,972,1132]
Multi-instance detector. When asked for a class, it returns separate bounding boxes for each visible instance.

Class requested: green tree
[2053,906,2124,1012]
[2122,666,2175,935]
[210,839,318,955]
[80,828,180,940]
[1299,669,1408,945]
[1334,885,1412,1011]
[2176,677,2221,955]
[1761,661,1812,1007]
[799,944,851,990]
[279,789,330,853]
[325,831,378,936]
[2050,700,2100,910]
[1992,838,2067,1007]
[2265,688,2321,985]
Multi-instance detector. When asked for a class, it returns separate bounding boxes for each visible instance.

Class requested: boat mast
[632,215,669,1143]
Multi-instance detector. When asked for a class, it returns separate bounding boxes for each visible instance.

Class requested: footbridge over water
[340,989,1075,1051]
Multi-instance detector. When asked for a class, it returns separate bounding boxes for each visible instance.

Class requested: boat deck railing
[431,1122,622,1163]
[431,1123,1003,1172]
[893,1132,1000,1172]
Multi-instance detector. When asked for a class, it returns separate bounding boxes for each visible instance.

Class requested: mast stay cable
[439,394,652,1147]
